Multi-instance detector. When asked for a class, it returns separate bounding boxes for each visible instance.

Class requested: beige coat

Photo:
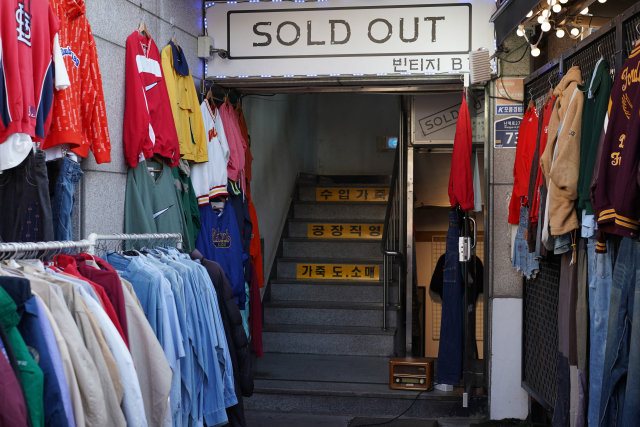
[540,66,584,235]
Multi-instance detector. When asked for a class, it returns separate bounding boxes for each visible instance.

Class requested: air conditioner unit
[469,48,492,85]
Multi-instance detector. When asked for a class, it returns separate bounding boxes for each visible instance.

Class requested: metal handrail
[380,137,406,331]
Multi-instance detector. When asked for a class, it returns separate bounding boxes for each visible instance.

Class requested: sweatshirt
[540,66,584,236]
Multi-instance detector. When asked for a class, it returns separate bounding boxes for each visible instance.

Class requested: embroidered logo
[611,152,621,166]
[61,46,80,67]
[15,1,31,46]
[212,229,232,249]
[27,346,40,364]
[619,134,626,149]
[153,205,173,219]
[208,127,218,141]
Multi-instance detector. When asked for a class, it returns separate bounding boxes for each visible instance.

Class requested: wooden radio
[389,358,434,391]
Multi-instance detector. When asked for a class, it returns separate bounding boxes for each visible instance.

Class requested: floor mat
[348,418,438,427]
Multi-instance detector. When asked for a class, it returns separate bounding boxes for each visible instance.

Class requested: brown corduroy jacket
[540,66,584,236]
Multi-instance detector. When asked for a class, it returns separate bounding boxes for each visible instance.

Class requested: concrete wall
[316,93,398,176]
[79,0,203,238]
[243,94,319,282]
[487,30,533,419]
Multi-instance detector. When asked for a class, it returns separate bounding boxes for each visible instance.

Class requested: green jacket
[577,59,613,214]
[0,286,44,427]
[171,166,201,252]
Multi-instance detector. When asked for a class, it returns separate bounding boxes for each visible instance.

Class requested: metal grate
[564,30,618,83]
[624,14,640,60]
[523,256,561,408]
[524,66,560,113]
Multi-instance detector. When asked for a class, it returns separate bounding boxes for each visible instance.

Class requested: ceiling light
[541,20,552,32]
[553,3,562,12]
[598,0,606,2]
[542,10,551,18]
[531,46,541,57]
[538,15,545,24]
[571,27,580,36]
[527,10,533,17]
[559,0,568,3]
[556,28,565,38]
[581,7,589,14]
[517,25,525,37]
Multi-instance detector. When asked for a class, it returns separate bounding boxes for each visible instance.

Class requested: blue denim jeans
[513,206,539,278]
[588,238,613,427]
[599,237,640,427]
[554,232,572,255]
[51,156,83,241]
[436,209,463,386]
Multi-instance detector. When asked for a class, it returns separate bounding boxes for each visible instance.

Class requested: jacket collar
[554,66,582,103]
[64,0,86,19]
[170,41,190,77]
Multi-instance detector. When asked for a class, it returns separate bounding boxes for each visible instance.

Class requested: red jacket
[41,0,111,163]
[530,99,555,225]
[448,93,474,211]
[508,108,539,224]
[123,31,179,168]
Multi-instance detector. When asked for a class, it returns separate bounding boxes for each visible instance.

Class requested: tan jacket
[120,277,172,427]
[540,66,584,235]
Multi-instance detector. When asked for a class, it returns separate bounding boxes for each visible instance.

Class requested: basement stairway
[246,175,486,419]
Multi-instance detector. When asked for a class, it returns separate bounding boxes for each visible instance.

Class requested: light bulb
[547,0,556,4]
[542,9,551,18]
[556,28,565,38]
[553,3,561,12]
[598,0,606,2]
[581,7,589,14]
[526,10,533,17]
[531,46,541,57]
[517,26,525,37]
[538,15,545,24]
[571,27,580,36]
[559,0,568,3]
[541,20,551,32]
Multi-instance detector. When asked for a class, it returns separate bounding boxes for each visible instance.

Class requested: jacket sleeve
[549,89,584,200]
[123,35,151,168]
[540,104,560,185]
[87,31,111,164]
[160,46,181,145]
[189,75,209,163]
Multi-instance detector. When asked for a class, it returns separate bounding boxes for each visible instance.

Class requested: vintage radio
[389,358,434,391]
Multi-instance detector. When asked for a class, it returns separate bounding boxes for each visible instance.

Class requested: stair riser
[294,203,386,220]
[262,332,394,357]
[283,241,382,259]
[264,307,396,328]
[277,261,383,280]
[245,393,486,418]
[270,283,399,303]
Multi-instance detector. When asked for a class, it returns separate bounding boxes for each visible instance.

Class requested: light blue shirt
[34,296,76,427]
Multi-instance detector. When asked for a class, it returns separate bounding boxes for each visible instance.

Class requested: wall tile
[493,148,516,185]
[157,0,203,38]
[491,183,523,298]
[81,171,127,237]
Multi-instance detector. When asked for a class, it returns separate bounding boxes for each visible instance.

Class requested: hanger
[171,20,180,53]
[635,23,640,48]
[138,3,150,39]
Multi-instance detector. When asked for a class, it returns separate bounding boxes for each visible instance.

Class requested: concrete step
[262,324,396,356]
[277,257,383,280]
[246,353,487,417]
[287,219,384,238]
[299,184,391,202]
[264,301,398,328]
[293,201,387,221]
[269,279,399,304]
[282,238,382,259]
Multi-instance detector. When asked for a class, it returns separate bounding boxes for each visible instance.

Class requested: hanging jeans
[513,206,539,278]
[51,156,83,241]
[587,238,613,427]
[436,208,464,386]
[599,237,640,427]
[0,149,53,243]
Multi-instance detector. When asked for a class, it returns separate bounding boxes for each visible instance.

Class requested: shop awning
[491,0,542,46]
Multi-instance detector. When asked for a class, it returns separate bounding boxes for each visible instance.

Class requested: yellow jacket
[161,42,208,163]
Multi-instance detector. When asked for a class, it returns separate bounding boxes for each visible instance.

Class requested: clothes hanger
[171,21,180,53]
[635,23,640,48]
[138,3,150,40]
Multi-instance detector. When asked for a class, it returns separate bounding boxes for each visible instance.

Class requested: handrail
[381,147,406,267]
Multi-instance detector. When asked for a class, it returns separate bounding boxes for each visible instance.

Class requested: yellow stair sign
[307,224,383,239]
[297,264,380,281]
[316,188,389,202]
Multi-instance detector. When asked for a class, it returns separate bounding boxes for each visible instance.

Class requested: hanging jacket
[540,66,584,236]
[192,101,230,205]
[577,59,612,215]
[248,262,263,357]
[508,107,539,224]
[448,93,474,211]
[0,319,31,427]
[219,103,246,182]
[0,0,70,171]
[42,0,111,163]
[171,166,201,252]
[123,31,180,168]
[247,196,264,288]
[161,42,208,163]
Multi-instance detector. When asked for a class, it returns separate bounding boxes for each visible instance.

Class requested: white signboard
[206,0,496,78]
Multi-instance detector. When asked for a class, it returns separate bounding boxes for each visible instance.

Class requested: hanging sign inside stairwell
[494,116,521,149]
[297,264,380,280]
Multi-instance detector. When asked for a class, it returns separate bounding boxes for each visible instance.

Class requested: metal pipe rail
[87,233,183,255]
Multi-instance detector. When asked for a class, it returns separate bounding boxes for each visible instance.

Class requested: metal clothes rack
[0,233,183,258]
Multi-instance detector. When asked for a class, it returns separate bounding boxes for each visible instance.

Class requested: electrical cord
[497,42,530,64]
[347,385,435,427]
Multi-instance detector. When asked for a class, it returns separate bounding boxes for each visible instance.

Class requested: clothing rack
[0,233,183,257]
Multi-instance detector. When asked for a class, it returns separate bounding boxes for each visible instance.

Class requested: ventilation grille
[469,49,492,84]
